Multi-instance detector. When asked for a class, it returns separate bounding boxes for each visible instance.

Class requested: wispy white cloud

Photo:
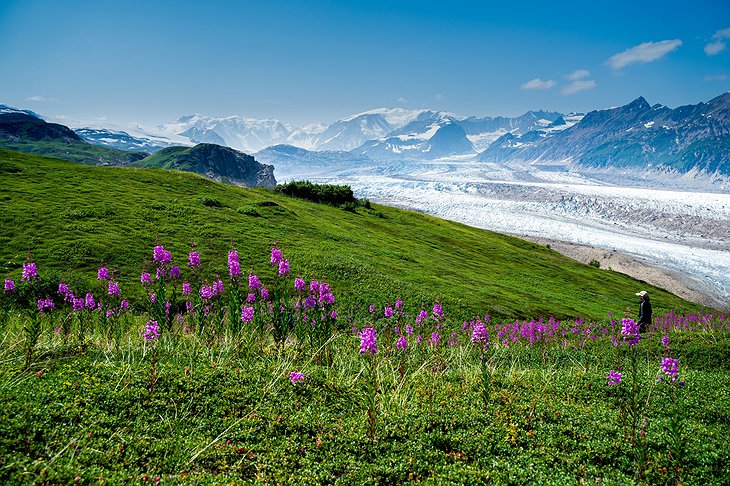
[606,39,682,69]
[561,79,597,95]
[705,41,726,56]
[397,96,408,103]
[704,74,728,81]
[567,69,590,81]
[26,95,50,102]
[434,94,444,101]
[521,78,556,90]
[705,28,730,56]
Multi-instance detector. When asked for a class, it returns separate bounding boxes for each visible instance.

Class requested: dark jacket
[638,300,652,326]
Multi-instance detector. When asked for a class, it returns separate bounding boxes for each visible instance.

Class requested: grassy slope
[133,145,192,169]
[0,139,146,166]
[0,148,704,320]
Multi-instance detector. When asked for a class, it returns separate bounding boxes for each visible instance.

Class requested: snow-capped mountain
[157,114,292,153]
[146,107,567,159]
[75,128,175,153]
[284,108,432,151]
[0,104,42,118]
[288,113,394,152]
[478,93,730,176]
[354,116,476,160]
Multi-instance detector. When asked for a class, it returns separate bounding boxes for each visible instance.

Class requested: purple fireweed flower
[153,245,171,264]
[144,320,160,342]
[433,303,444,320]
[188,251,200,268]
[416,335,423,344]
[395,299,403,309]
[106,310,114,318]
[247,292,255,303]
[396,336,408,350]
[149,293,157,304]
[108,281,120,297]
[304,296,316,309]
[319,292,335,305]
[120,300,129,310]
[37,297,54,313]
[621,318,641,346]
[228,250,241,278]
[270,247,282,266]
[58,282,70,295]
[155,267,165,281]
[405,325,413,336]
[185,301,193,312]
[369,305,375,314]
[294,277,306,292]
[72,298,85,312]
[310,280,320,293]
[97,267,109,280]
[85,293,95,309]
[248,274,261,290]
[169,266,181,280]
[289,371,306,385]
[661,357,679,382]
[607,370,622,386]
[182,282,192,295]
[22,262,37,282]
[241,306,255,323]
[165,301,171,315]
[4,279,15,293]
[417,309,428,325]
[431,332,441,347]
[200,285,214,300]
[471,320,489,348]
[278,259,290,276]
[261,288,269,300]
[140,272,152,285]
[661,335,670,348]
[330,310,337,319]
[213,279,224,295]
[358,327,377,355]
[384,306,393,318]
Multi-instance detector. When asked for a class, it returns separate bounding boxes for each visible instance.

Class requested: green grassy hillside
[133,143,276,187]
[0,113,147,165]
[0,139,147,166]
[133,145,194,169]
[0,148,705,320]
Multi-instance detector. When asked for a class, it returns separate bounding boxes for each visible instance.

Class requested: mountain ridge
[477,92,730,176]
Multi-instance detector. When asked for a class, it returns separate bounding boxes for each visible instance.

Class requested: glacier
[281,159,730,308]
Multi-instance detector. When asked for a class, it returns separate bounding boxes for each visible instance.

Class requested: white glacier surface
[294,159,730,306]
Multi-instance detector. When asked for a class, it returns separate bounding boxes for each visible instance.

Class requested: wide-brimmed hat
[635,290,648,297]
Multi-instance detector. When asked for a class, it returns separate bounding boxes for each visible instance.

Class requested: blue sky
[0,0,728,127]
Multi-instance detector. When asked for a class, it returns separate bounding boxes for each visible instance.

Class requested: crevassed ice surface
[286,159,730,305]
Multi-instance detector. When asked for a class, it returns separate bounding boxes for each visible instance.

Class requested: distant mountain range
[0,110,275,187]
[75,127,176,153]
[3,92,728,178]
[479,93,730,176]
[145,107,565,157]
[0,111,148,166]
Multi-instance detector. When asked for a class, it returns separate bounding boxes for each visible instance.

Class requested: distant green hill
[0,112,147,165]
[135,143,276,187]
[0,148,705,320]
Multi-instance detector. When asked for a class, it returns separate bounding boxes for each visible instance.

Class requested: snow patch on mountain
[157,114,292,153]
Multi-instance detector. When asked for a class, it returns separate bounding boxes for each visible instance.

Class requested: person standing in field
[636,290,652,334]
